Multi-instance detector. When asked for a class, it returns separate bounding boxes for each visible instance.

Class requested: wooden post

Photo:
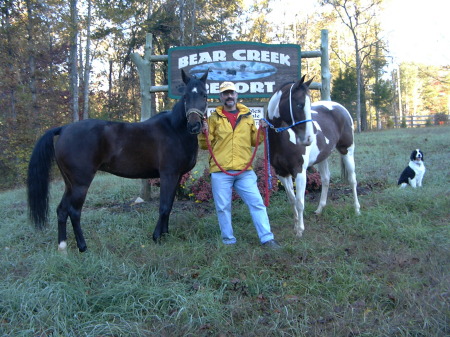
[131,34,153,121]
[130,34,153,200]
[320,29,331,101]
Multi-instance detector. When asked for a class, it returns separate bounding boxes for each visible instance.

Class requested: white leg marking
[293,171,307,237]
[341,146,360,215]
[58,241,67,253]
[278,175,300,235]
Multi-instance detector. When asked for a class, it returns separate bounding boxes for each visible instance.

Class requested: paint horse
[266,76,360,237]
[27,69,208,252]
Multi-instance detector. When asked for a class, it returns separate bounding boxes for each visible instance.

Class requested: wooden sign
[168,41,301,99]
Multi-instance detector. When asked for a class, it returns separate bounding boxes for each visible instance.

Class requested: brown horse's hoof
[152,231,169,244]
[152,234,161,243]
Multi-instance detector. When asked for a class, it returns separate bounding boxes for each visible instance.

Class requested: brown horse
[27,69,208,252]
[266,75,360,237]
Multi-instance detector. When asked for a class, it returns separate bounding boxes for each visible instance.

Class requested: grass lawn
[1,126,449,336]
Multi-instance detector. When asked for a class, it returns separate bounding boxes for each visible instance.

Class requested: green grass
[1,126,449,336]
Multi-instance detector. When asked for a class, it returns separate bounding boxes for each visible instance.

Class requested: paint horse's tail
[27,127,63,229]
[340,157,349,184]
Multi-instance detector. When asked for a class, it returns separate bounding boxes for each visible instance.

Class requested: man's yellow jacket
[198,103,264,173]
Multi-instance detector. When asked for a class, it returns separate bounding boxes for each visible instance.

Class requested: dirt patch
[306,183,373,202]
[98,183,377,217]
[106,198,215,217]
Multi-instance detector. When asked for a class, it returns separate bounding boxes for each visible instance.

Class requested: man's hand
[201,120,208,133]
[259,119,268,128]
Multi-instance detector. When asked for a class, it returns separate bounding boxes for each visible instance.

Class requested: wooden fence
[389,114,449,128]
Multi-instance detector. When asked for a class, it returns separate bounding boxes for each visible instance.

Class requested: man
[198,81,281,248]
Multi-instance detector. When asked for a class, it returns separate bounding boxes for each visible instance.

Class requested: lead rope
[263,127,272,206]
[203,123,272,206]
[203,125,263,177]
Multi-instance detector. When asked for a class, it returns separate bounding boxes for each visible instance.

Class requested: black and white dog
[398,149,426,188]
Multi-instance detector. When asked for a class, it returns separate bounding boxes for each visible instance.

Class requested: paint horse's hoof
[294,228,304,238]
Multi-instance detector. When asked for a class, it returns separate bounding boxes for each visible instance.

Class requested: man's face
[220,90,238,109]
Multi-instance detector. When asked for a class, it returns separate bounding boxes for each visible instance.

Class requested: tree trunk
[25,0,38,123]
[354,36,362,133]
[82,0,92,120]
[179,0,186,45]
[108,59,113,119]
[3,3,17,122]
[70,0,79,122]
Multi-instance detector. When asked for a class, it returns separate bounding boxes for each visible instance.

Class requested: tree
[371,79,393,128]
[368,41,393,129]
[69,0,79,122]
[240,0,273,43]
[332,68,357,118]
[321,0,383,132]
[82,0,92,120]
[399,62,421,117]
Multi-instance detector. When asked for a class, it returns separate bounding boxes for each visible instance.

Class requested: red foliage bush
[190,157,279,203]
[147,158,321,202]
[306,167,322,193]
[190,168,213,202]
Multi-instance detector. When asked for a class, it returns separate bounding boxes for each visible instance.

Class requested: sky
[381,0,450,66]
[261,0,450,66]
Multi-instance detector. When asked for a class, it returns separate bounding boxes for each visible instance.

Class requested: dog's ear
[410,151,416,161]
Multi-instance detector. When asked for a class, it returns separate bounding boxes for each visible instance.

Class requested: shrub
[400,116,407,128]
[306,167,322,193]
[254,157,279,196]
[190,168,213,202]
[386,118,394,129]
[276,167,322,194]
[190,157,278,203]
[147,158,321,202]
[434,113,449,125]
[148,171,194,200]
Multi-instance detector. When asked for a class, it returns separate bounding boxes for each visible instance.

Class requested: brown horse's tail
[27,127,63,229]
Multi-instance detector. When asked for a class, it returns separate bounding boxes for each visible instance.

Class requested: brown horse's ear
[181,68,189,84]
[299,75,307,84]
[305,77,314,87]
[199,69,209,83]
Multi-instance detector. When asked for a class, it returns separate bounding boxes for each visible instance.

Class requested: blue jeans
[211,170,275,245]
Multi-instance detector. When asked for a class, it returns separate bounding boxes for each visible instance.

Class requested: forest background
[0,0,449,190]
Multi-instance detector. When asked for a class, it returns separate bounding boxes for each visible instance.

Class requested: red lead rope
[203,125,271,206]
[263,128,270,207]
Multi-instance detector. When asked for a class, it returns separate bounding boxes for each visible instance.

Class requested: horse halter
[186,107,207,120]
[184,93,208,120]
